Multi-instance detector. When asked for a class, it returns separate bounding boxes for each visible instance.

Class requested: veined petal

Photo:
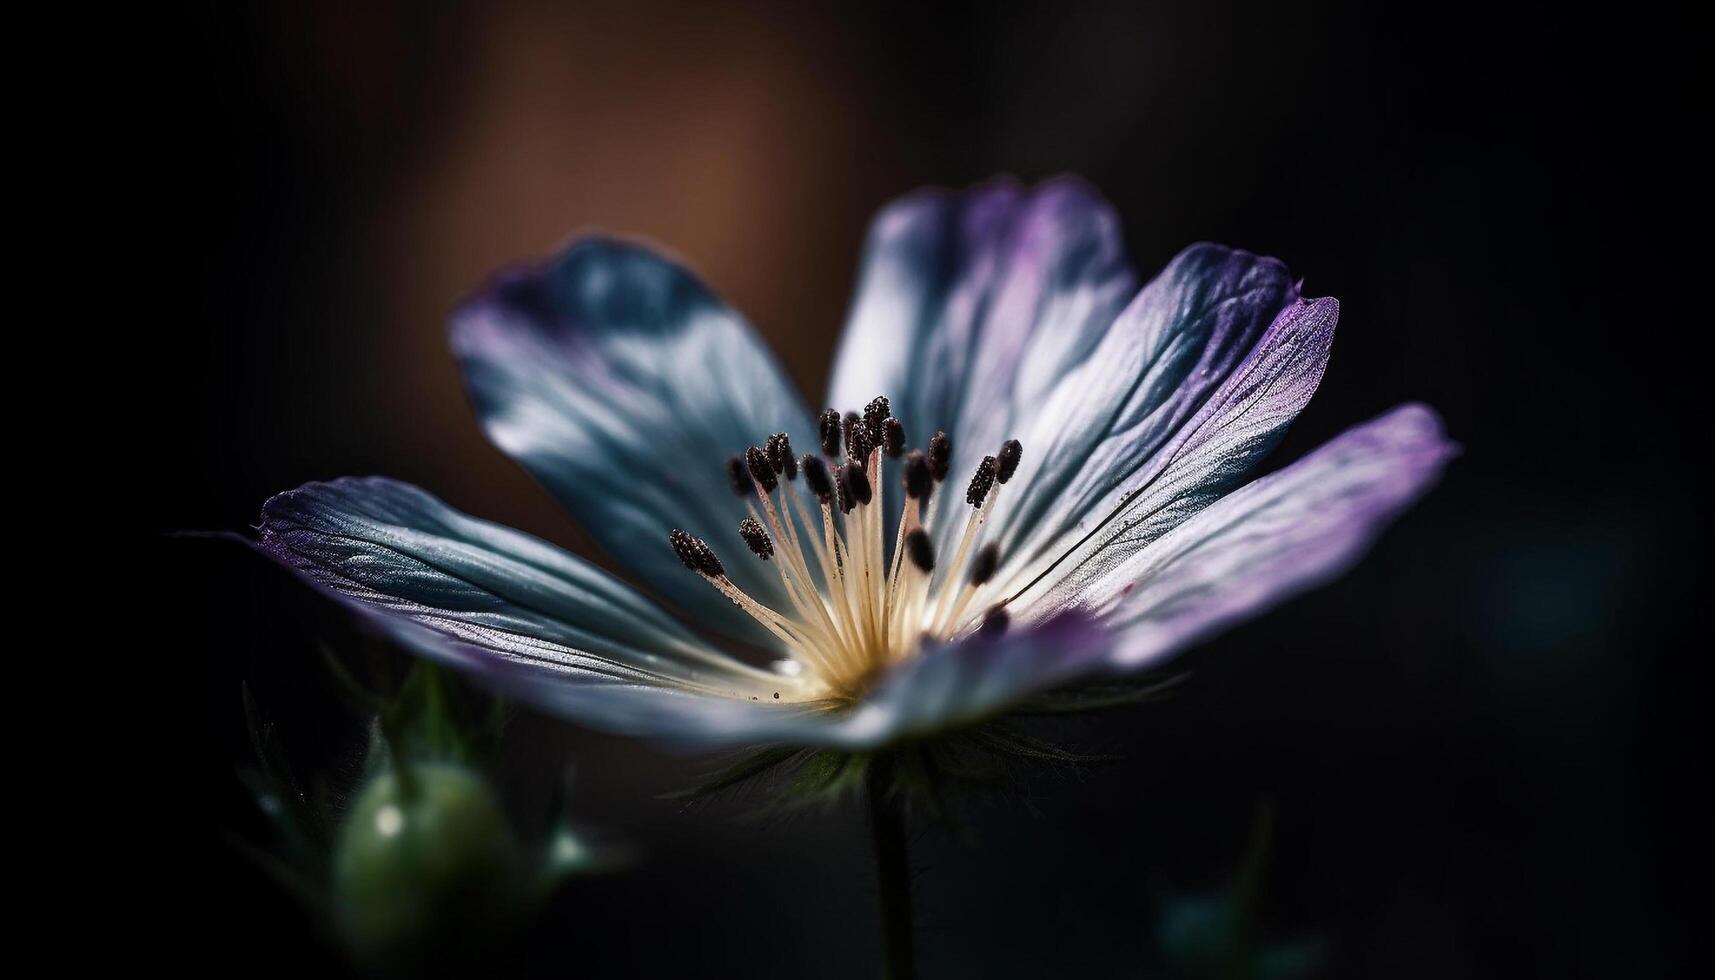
[451,237,816,645]
[509,612,1111,749]
[1028,404,1456,668]
[845,611,1112,741]
[255,477,786,698]
[256,482,1111,747]
[985,244,1319,602]
[825,177,1139,556]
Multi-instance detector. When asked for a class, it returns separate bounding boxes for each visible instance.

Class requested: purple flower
[253,177,1454,749]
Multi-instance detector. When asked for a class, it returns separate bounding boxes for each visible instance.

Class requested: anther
[965,455,997,507]
[727,456,754,497]
[738,517,774,560]
[819,409,843,457]
[904,528,935,572]
[864,395,892,442]
[802,454,834,503]
[835,464,855,514]
[846,414,874,462]
[842,461,873,506]
[928,431,952,482]
[979,606,1010,637]
[968,542,1000,585]
[766,433,798,480]
[883,417,906,458]
[996,439,1022,484]
[902,450,932,501]
[746,446,778,494]
[669,529,725,578]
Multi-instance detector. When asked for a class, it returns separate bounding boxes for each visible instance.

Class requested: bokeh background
[150,1,1702,976]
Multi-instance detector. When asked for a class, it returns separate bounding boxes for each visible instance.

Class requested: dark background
[144,1,1702,976]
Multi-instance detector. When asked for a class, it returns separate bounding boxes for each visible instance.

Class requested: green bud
[332,763,524,971]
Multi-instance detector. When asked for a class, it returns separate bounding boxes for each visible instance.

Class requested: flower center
[669,395,1022,703]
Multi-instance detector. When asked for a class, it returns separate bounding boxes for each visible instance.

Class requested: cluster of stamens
[669,395,1023,701]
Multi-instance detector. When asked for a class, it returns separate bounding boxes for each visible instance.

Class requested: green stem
[867,755,916,980]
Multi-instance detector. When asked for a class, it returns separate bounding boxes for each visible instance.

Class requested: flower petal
[450,237,816,644]
[254,477,786,697]
[1026,404,1456,668]
[988,245,1324,610]
[825,177,1139,556]
[828,176,1136,435]
[256,481,1112,748]
[509,612,1112,749]
[844,611,1112,741]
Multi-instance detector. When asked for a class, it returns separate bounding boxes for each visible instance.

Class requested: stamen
[968,542,1000,585]
[864,395,892,442]
[746,446,778,494]
[668,529,724,578]
[883,417,906,458]
[965,455,998,507]
[802,454,834,503]
[842,461,873,506]
[687,416,1029,698]
[727,456,754,497]
[846,414,874,463]
[928,431,952,482]
[936,542,1001,639]
[738,517,774,560]
[766,433,797,480]
[902,450,932,501]
[843,411,862,453]
[819,408,843,457]
[996,439,1022,484]
[904,528,935,572]
[835,464,855,514]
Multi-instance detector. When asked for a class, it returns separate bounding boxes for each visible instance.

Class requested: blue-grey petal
[255,477,791,699]
[825,177,1140,563]
[451,237,816,646]
[1042,404,1456,667]
[255,478,1113,748]
[989,250,1327,613]
[511,612,1112,749]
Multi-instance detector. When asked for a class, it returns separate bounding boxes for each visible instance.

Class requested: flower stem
[867,755,916,980]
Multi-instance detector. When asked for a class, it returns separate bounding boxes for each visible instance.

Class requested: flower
[253,176,1454,751]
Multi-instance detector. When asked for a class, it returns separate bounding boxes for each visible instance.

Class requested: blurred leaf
[1153,801,1326,979]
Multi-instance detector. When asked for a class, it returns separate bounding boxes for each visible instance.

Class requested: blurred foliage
[234,660,623,976]
[1151,802,1324,980]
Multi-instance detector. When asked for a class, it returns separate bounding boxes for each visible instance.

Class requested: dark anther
[745,446,778,494]
[902,450,932,501]
[928,431,952,482]
[968,543,1000,585]
[904,528,935,573]
[996,439,1023,484]
[883,417,906,458]
[802,454,834,503]
[979,606,1010,637]
[965,455,997,507]
[864,395,892,442]
[727,456,753,497]
[846,413,874,462]
[669,529,725,578]
[835,464,855,514]
[738,517,774,560]
[843,461,873,506]
[766,433,798,480]
[819,408,843,457]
